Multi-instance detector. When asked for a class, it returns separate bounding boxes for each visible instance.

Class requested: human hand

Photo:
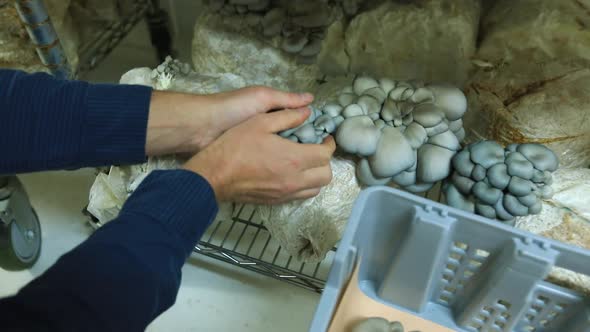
[145,87,314,156]
[183,108,336,204]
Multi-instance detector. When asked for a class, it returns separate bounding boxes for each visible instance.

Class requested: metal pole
[14,0,72,80]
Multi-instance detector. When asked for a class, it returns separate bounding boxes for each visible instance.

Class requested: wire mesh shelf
[194,204,335,293]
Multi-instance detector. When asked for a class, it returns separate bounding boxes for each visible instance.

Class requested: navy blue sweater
[0,70,219,331]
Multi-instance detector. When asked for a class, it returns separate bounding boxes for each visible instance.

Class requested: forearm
[0,70,151,174]
[0,170,218,331]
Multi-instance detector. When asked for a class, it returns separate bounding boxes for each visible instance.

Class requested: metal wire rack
[15,0,171,78]
[194,203,336,293]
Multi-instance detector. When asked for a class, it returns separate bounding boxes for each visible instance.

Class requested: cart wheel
[0,209,41,271]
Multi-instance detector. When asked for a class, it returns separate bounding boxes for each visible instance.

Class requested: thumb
[260,107,311,133]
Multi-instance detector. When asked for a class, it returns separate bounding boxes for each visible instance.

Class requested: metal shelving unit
[15,0,172,79]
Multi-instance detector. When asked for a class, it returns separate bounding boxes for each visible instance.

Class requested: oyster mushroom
[363,86,387,104]
[487,163,510,190]
[506,152,534,179]
[314,114,337,134]
[281,31,309,53]
[503,194,529,216]
[444,140,558,223]
[392,170,417,187]
[427,130,460,151]
[405,182,435,193]
[472,181,502,205]
[357,95,381,114]
[369,126,415,178]
[411,104,445,128]
[476,203,497,219]
[444,184,475,213]
[469,140,504,168]
[507,176,534,197]
[299,36,323,57]
[452,150,475,177]
[403,123,428,149]
[357,158,390,186]
[517,143,559,172]
[379,78,396,94]
[323,103,343,117]
[342,103,365,118]
[335,115,382,156]
[339,93,357,107]
[353,76,380,95]
[452,172,475,195]
[351,317,405,332]
[426,84,467,121]
[416,144,455,183]
[293,123,317,144]
[424,121,449,137]
[262,8,286,36]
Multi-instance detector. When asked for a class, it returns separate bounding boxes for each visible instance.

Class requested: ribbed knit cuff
[119,170,219,253]
[83,83,153,165]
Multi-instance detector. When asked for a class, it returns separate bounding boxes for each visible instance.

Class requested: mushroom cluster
[206,0,362,63]
[444,141,559,224]
[279,76,467,192]
[352,317,421,332]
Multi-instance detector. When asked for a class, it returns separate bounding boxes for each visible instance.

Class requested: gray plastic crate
[310,187,590,332]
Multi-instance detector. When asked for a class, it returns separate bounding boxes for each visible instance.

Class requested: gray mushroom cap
[293,123,317,143]
[363,87,387,104]
[357,158,391,186]
[323,103,343,117]
[452,150,475,177]
[404,182,435,193]
[472,181,502,205]
[353,76,380,95]
[475,203,497,219]
[391,170,417,187]
[503,194,529,216]
[351,317,404,332]
[416,144,455,183]
[313,114,336,133]
[469,140,505,168]
[428,130,460,151]
[357,95,381,114]
[507,176,534,197]
[411,104,445,128]
[426,84,467,121]
[281,32,309,53]
[444,183,475,213]
[369,126,415,178]
[517,143,559,172]
[506,152,534,179]
[424,121,449,137]
[403,123,428,150]
[487,163,510,190]
[452,172,475,195]
[338,93,357,107]
[335,116,382,156]
[343,103,365,118]
[379,78,396,95]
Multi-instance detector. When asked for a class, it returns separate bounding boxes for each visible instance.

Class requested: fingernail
[299,93,314,101]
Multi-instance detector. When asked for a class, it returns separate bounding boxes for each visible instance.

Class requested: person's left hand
[145,87,314,156]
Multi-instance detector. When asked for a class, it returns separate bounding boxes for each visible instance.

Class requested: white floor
[0,2,321,330]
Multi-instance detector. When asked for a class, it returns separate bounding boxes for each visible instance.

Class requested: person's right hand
[183,107,336,204]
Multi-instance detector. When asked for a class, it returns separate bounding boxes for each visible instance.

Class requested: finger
[260,107,311,133]
[289,187,322,200]
[292,136,336,169]
[253,87,314,110]
[298,166,333,190]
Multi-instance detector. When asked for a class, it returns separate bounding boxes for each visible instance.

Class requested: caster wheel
[0,208,42,271]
